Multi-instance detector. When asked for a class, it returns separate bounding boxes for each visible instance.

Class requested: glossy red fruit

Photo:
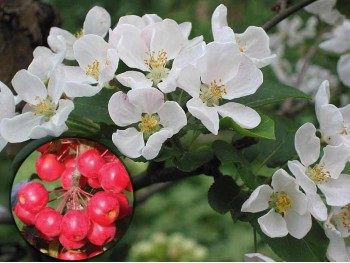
[59,234,87,250]
[36,153,65,181]
[88,221,116,246]
[61,167,87,189]
[87,177,101,189]
[58,251,88,260]
[14,202,37,225]
[61,210,90,241]
[17,182,48,213]
[63,154,77,169]
[77,149,105,178]
[36,143,51,154]
[113,193,131,219]
[87,191,119,225]
[98,161,129,193]
[35,207,62,237]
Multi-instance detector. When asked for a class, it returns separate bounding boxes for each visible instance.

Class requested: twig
[263,0,318,32]
[135,182,175,204]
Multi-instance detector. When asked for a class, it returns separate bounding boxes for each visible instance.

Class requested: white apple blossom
[108,88,186,160]
[177,42,262,135]
[211,4,275,68]
[62,34,119,98]
[0,68,74,143]
[0,82,15,151]
[244,253,274,262]
[304,0,345,26]
[48,6,111,60]
[241,169,312,239]
[288,123,350,207]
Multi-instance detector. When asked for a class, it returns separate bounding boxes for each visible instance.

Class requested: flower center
[199,80,227,106]
[75,28,84,39]
[86,60,100,80]
[138,114,161,138]
[341,122,348,135]
[333,205,350,233]
[269,192,292,217]
[306,162,331,184]
[30,96,57,121]
[144,50,170,86]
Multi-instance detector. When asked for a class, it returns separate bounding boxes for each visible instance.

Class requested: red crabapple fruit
[59,234,87,250]
[35,207,62,237]
[58,251,88,260]
[14,202,37,225]
[61,210,90,241]
[88,221,116,246]
[98,161,129,193]
[87,191,120,225]
[36,153,65,182]
[77,149,105,178]
[18,181,48,213]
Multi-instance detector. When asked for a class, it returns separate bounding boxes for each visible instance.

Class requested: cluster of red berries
[13,139,133,260]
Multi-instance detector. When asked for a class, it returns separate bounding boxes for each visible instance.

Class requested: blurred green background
[0,0,282,261]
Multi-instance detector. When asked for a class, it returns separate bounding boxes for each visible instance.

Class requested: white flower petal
[0,82,15,119]
[306,193,327,221]
[196,42,241,85]
[258,209,288,238]
[50,99,74,127]
[338,53,350,87]
[271,169,295,192]
[48,66,65,104]
[0,112,42,143]
[288,160,317,194]
[179,22,191,39]
[284,185,308,215]
[320,144,349,180]
[64,82,102,98]
[294,123,320,167]
[177,65,201,98]
[116,71,152,89]
[29,121,67,139]
[340,104,350,126]
[112,128,144,159]
[99,48,119,85]
[285,210,311,239]
[244,253,275,262]
[128,88,164,114]
[12,70,47,104]
[320,38,350,54]
[315,80,330,108]
[224,54,263,100]
[158,101,187,134]
[142,129,173,160]
[47,27,76,60]
[83,6,111,37]
[211,4,235,43]
[317,104,344,138]
[117,15,146,29]
[108,91,141,126]
[319,174,350,206]
[187,97,219,135]
[216,102,261,129]
[324,221,350,262]
[241,185,273,213]
[0,136,8,152]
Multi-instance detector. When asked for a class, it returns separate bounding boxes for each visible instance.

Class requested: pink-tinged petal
[319,174,350,206]
[0,82,15,119]
[11,70,47,104]
[324,221,350,262]
[112,128,144,159]
[50,99,74,127]
[338,54,350,87]
[147,19,187,60]
[241,185,273,213]
[235,26,274,68]
[224,54,263,100]
[142,14,162,25]
[83,6,111,37]
[211,4,235,43]
[48,66,65,104]
[187,98,219,135]
[112,24,149,71]
[258,209,288,238]
[73,34,110,70]
[142,129,173,160]
[177,65,201,98]
[48,27,76,60]
[158,101,187,134]
[320,144,349,180]
[285,210,311,239]
[128,88,164,114]
[116,71,152,89]
[287,160,317,194]
[0,112,42,143]
[108,91,141,126]
[99,48,119,85]
[196,42,241,85]
[216,102,260,129]
[306,193,327,221]
[294,123,320,167]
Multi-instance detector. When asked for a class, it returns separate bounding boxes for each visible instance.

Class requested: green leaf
[235,82,310,108]
[208,176,240,214]
[72,88,116,125]
[174,146,214,172]
[220,114,275,140]
[254,220,328,261]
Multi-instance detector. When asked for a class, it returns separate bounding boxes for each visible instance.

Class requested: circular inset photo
[10,138,134,260]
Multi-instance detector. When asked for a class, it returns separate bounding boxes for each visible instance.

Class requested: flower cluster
[0,4,274,160]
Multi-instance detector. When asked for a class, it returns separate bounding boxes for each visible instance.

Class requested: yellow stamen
[86,60,100,80]
[144,50,168,70]
[29,96,56,120]
[75,28,84,39]
[306,162,331,184]
[269,192,292,217]
[138,114,159,133]
[209,79,227,99]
